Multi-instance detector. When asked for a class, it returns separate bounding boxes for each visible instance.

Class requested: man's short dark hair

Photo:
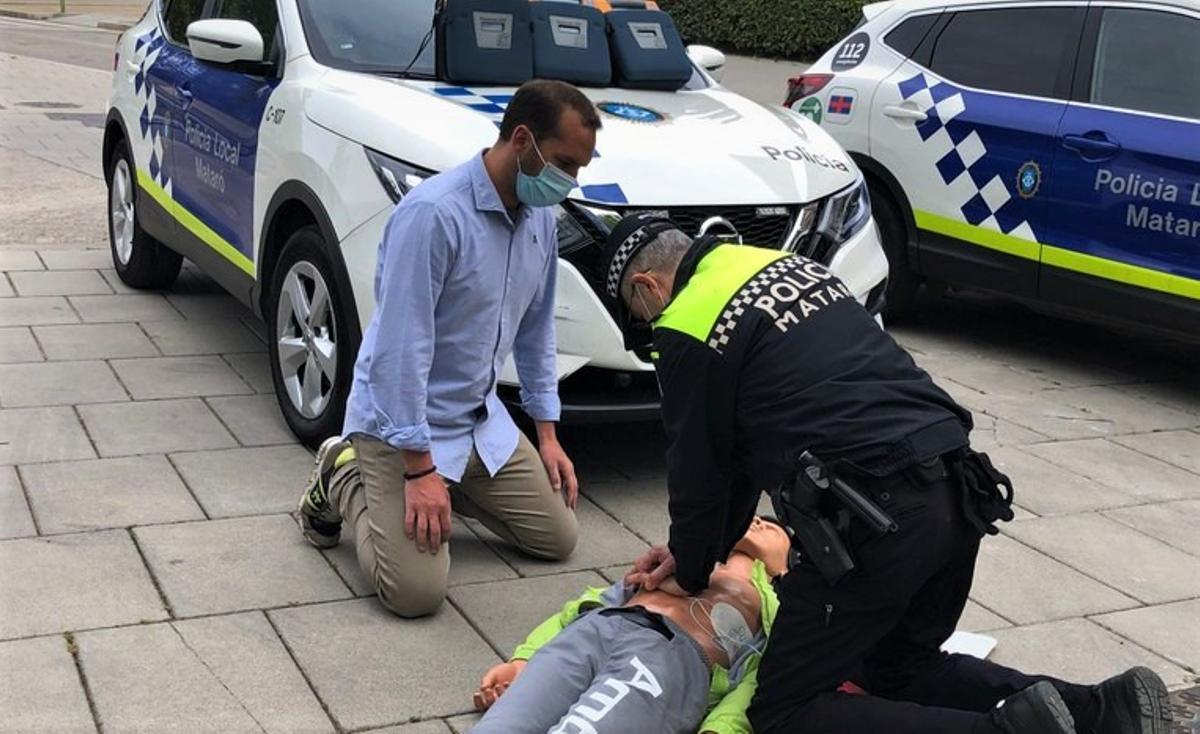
[498,79,602,141]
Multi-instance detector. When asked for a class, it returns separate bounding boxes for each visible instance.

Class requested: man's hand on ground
[404,473,452,554]
[536,426,579,509]
[625,545,676,591]
[473,659,527,711]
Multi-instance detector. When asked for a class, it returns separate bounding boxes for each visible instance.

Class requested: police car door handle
[175,83,193,107]
[1062,133,1121,161]
[882,105,928,123]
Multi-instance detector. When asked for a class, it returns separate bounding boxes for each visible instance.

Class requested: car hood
[305,69,859,206]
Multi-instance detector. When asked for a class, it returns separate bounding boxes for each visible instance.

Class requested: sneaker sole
[1038,682,1077,734]
[1125,666,1173,734]
[298,437,345,550]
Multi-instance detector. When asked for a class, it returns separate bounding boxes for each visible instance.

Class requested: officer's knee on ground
[520,512,579,562]
[374,574,448,619]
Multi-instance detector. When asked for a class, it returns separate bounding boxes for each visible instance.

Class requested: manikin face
[731,516,791,577]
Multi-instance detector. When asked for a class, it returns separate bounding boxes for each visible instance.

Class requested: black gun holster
[770,452,898,586]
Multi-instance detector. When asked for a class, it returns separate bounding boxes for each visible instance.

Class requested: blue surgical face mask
[516,135,577,208]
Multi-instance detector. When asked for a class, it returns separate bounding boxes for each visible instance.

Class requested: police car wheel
[868,180,920,321]
[105,138,182,290]
[267,226,356,448]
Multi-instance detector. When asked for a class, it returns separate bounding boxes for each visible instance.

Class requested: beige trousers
[331,433,578,618]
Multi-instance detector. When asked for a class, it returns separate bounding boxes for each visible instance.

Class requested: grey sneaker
[298,436,349,549]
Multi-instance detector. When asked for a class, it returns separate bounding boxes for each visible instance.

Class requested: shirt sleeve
[698,656,759,734]
[367,201,454,451]
[512,224,561,422]
[655,329,739,594]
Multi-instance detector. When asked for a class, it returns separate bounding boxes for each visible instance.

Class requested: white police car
[788,0,1199,331]
[104,0,888,444]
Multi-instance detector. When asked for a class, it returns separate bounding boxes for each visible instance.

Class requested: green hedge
[658,0,870,61]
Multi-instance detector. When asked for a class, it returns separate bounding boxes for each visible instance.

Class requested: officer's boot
[1090,667,1172,734]
[977,681,1077,734]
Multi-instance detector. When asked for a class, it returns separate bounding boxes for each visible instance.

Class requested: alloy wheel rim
[110,159,135,265]
[276,261,338,419]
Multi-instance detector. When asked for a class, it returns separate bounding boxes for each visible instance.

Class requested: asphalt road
[0,16,118,70]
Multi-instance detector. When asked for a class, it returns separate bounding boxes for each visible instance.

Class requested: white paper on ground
[941,631,998,660]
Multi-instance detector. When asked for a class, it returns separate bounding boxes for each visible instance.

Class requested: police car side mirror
[687,45,726,83]
[186,19,265,66]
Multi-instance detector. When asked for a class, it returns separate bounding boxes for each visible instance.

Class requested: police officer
[607,213,1172,734]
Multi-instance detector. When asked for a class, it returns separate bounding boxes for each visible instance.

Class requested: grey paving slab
[1094,599,1200,674]
[0,327,41,363]
[78,612,333,734]
[207,394,296,447]
[0,296,77,327]
[1044,386,1200,435]
[598,563,632,584]
[583,477,669,544]
[0,359,126,407]
[98,269,139,294]
[323,519,517,598]
[0,636,95,734]
[0,273,11,298]
[1027,439,1200,503]
[1111,430,1200,476]
[1103,500,1200,557]
[0,467,34,539]
[22,455,204,534]
[169,444,314,518]
[0,529,167,639]
[134,514,351,617]
[142,318,264,356]
[271,598,499,730]
[0,406,95,466]
[223,352,275,393]
[33,323,158,360]
[69,294,183,323]
[957,600,1011,633]
[1118,382,1200,419]
[976,393,1118,441]
[0,250,44,271]
[987,446,1141,516]
[923,354,1062,394]
[365,722,453,734]
[480,495,648,576]
[967,412,1051,454]
[446,714,483,733]
[78,398,236,457]
[971,534,1138,624]
[1004,514,1200,605]
[111,355,254,400]
[988,619,1190,687]
[450,570,609,657]
[166,292,254,320]
[9,269,111,296]
[38,249,111,270]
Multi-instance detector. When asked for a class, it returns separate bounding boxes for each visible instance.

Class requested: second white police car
[788,0,1199,332]
[104,0,889,444]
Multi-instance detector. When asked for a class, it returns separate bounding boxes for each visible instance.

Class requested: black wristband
[403,465,438,481]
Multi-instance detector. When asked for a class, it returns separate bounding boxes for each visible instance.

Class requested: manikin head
[730,515,791,578]
[488,79,601,210]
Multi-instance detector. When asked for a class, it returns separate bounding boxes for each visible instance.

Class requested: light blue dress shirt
[343,152,561,482]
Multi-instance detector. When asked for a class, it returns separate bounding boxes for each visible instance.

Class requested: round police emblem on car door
[1016,161,1042,199]
[597,102,665,123]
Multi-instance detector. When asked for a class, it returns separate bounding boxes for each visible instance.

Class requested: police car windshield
[296,0,437,77]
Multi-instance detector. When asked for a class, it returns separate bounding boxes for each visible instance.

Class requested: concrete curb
[0,10,134,30]
[97,20,130,31]
[0,8,55,20]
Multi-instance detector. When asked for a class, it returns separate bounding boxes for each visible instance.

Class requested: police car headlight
[365,149,432,204]
[554,202,621,255]
[820,178,872,246]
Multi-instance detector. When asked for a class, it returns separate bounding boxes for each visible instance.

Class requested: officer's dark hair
[498,79,602,142]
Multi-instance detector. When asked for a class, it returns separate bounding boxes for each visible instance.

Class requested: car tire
[868,179,920,321]
[267,225,359,448]
[106,138,183,289]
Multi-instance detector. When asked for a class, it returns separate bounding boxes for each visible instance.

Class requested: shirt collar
[470,150,512,216]
[671,235,724,298]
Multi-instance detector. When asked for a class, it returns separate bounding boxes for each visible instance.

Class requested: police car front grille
[662,206,796,248]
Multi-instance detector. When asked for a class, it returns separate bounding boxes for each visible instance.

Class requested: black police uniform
[639,235,1101,734]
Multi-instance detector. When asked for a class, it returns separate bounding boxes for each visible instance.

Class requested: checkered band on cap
[707,256,814,352]
[605,226,652,298]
